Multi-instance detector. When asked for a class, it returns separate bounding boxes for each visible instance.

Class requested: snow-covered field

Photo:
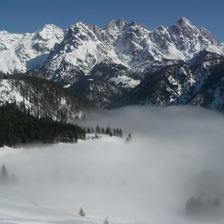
[1,106,224,224]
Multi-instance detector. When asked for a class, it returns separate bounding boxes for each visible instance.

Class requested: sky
[0,0,223,41]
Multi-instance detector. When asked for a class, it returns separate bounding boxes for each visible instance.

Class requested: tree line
[185,195,221,216]
[0,103,85,147]
[84,125,123,137]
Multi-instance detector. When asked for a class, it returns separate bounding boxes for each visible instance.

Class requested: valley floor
[1,106,224,224]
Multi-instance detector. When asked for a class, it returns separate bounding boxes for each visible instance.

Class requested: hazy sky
[0,0,223,41]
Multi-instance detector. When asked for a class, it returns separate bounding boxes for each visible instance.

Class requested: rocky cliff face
[109,51,224,109]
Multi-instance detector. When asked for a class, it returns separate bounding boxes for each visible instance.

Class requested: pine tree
[96,125,100,134]
[1,165,8,177]
[79,207,85,216]
[125,133,132,142]
[106,126,112,136]
[119,128,123,137]
[1,164,8,183]
[104,217,109,224]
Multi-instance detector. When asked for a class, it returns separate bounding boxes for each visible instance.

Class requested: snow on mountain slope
[43,21,126,81]
[0,79,31,107]
[0,18,223,82]
[110,51,224,108]
[67,62,140,107]
[0,24,64,74]
[167,18,223,57]
[42,17,224,83]
[109,75,140,88]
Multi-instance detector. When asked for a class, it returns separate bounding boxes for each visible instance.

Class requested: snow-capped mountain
[25,18,220,107]
[42,17,224,82]
[1,17,223,78]
[0,24,64,74]
[1,17,224,109]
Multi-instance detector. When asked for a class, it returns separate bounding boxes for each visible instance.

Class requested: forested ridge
[0,103,85,147]
[0,74,84,122]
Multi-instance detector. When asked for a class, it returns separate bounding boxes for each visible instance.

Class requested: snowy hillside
[0,78,84,121]
[0,197,125,224]
[0,198,102,224]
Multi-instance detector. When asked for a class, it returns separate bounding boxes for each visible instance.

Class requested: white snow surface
[0,24,64,74]
[0,79,31,107]
[110,75,140,88]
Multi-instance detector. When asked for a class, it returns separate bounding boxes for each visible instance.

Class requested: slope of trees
[0,103,85,147]
[1,75,84,122]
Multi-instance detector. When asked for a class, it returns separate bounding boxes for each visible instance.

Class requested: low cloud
[0,105,224,223]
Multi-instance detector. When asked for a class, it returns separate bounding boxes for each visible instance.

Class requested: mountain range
[1,17,224,111]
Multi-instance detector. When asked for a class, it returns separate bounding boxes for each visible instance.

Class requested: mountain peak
[106,18,128,29]
[68,22,92,33]
[176,17,192,27]
[116,18,127,25]
[37,24,64,39]
[41,24,60,30]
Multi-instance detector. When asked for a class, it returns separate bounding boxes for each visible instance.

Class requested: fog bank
[1,106,224,223]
